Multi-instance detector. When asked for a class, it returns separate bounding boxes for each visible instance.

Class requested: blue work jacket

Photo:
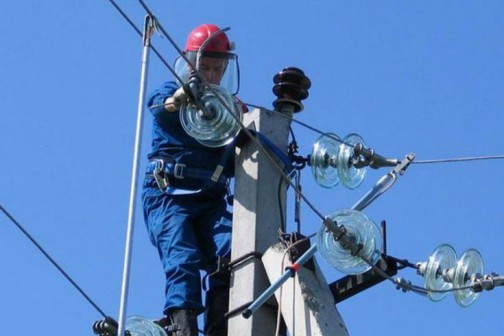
[146,81,236,178]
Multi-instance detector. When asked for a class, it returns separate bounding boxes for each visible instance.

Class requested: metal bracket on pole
[330,255,399,303]
[116,14,156,336]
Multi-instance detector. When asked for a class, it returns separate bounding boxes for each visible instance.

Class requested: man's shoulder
[149,81,180,98]
[160,81,180,90]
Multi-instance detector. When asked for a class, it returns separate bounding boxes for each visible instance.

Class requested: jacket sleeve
[146,81,180,119]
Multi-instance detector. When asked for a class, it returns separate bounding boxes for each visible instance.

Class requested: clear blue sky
[1,1,503,335]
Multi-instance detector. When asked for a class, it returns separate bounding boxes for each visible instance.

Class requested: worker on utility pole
[142,24,246,336]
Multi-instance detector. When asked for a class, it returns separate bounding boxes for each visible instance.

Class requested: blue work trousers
[142,178,232,314]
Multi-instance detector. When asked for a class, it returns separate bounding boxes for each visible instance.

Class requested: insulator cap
[272,67,311,113]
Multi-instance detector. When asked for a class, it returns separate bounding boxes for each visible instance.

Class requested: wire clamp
[393,153,416,175]
[352,143,400,169]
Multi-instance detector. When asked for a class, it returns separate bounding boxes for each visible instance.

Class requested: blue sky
[1,1,503,335]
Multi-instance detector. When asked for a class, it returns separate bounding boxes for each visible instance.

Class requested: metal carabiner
[153,159,169,190]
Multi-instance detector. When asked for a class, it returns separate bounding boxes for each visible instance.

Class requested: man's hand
[164,87,188,112]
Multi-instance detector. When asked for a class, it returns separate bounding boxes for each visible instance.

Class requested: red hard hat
[184,24,233,54]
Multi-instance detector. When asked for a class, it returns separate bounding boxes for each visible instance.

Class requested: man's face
[198,57,226,85]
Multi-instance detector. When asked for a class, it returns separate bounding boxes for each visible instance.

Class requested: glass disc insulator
[125,316,167,336]
[317,209,382,275]
[310,132,341,188]
[423,244,457,302]
[180,84,243,147]
[338,133,367,189]
[453,248,483,308]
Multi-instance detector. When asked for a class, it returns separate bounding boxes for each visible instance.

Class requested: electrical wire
[412,155,504,164]
[109,0,504,210]
[246,103,351,147]
[294,171,302,233]
[1,1,495,333]
[106,0,504,319]
[106,2,339,332]
[115,1,333,228]
[248,102,504,167]
[0,204,109,319]
[277,176,286,232]
[128,0,504,262]
[111,0,504,307]
[107,0,184,84]
[359,252,483,298]
[383,254,419,271]
[109,1,504,239]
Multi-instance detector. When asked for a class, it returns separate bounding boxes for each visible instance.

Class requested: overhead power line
[412,155,504,164]
[247,103,504,167]
[100,1,504,333]
[0,204,109,319]
[107,0,504,173]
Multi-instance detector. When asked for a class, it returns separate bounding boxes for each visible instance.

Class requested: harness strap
[146,160,228,185]
[202,140,236,193]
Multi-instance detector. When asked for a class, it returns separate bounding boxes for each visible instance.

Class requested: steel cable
[0,205,109,319]
[106,0,504,313]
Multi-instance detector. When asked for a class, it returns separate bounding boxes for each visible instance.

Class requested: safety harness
[146,130,294,195]
[146,139,235,195]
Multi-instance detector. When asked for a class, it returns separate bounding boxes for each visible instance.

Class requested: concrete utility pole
[228,68,316,336]
[228,105,291,336]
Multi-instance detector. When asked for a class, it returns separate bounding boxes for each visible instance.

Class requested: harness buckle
[153,159,169,190]
[173,163,186,179]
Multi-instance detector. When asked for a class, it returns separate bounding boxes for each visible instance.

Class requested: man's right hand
[164,87,188,112]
